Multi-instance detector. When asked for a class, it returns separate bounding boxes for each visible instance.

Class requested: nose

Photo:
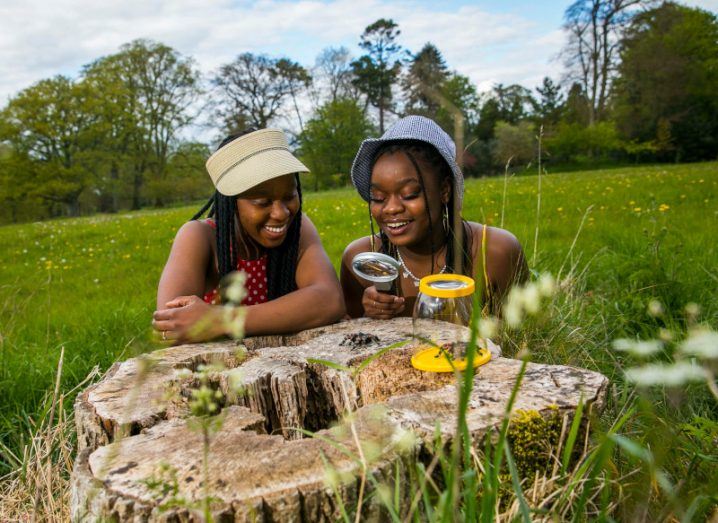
[383,194,404,215]
[270,200,291,221]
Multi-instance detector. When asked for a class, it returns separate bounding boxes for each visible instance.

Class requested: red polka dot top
[202,219,268,306]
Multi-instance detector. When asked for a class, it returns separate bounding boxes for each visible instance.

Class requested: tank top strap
[477,224,491,315]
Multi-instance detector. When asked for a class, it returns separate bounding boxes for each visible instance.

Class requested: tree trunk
[71,318,608,522]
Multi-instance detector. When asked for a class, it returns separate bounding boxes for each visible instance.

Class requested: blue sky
[1,0,715,135]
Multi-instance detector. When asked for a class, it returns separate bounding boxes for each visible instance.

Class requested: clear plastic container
[412,274,488,372]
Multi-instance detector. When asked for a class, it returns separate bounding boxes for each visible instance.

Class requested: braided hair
[192,131,302,301]
[368,140,472,287]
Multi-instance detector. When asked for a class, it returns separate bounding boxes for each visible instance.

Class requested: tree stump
[71,318,608,521]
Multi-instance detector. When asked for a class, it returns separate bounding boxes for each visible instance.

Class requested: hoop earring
[442,203,449,233]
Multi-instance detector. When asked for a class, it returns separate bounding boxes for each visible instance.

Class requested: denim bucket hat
[350,115,464,209]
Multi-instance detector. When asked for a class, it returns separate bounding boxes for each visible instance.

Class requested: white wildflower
[538,273,556,297]
[658,328,674,342]
[684,302,701,318]
[521,283,541,315]
[323,466,340,490]
[224,271,247,305]
[625,361,707,387]
[223,306,247,340]
[647,299,664,317]
[391,427,418,453]
[504,289,523,328]
[175,368,193,379]
[478,317,498,339]
[679,330,718,359]
[612,338,663,357]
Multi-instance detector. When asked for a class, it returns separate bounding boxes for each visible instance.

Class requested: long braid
[191,127,303,300]
[370,140,473,280]
[266,174,302,299]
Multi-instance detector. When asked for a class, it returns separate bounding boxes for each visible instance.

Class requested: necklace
[397,249,448,287]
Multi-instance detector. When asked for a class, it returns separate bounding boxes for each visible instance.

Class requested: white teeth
[264,225,286,233]
[386,222,409,229]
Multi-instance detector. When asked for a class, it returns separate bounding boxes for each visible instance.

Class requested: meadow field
[1,162,717,520]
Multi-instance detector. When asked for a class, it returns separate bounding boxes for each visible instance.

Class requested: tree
[493,84,535,124]
[562,0,648,125]
[0,76,101,216]
[351,19,404,133]
[492,121,536,167]
[403,43,450,118]
[299,98,374,190]
[613,2,718,161]
[312,47,360,106]
[212,53,311,132]
[83,39,201,209]
[534,77,564,126]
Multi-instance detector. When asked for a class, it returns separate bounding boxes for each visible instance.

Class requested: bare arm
[156,220,215,309]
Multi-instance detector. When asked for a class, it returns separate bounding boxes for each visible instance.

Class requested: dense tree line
[1,1,716,223]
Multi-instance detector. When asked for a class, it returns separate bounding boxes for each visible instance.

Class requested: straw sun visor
[206,129,309,196]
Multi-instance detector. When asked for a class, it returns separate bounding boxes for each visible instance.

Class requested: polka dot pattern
[200,218,269,307]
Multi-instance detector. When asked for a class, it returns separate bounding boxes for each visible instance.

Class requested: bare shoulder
[172,219,214,249]
[466,221,523,261]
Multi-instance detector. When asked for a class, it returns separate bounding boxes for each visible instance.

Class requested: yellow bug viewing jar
[411,274,491,372]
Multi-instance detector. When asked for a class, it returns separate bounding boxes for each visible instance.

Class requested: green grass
[1,162,717,517]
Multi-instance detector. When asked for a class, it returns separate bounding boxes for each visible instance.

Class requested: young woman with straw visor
[341,116,528,319]
[153,128,345,342]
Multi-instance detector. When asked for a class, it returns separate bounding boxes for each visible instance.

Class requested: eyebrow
[370,177,420,188]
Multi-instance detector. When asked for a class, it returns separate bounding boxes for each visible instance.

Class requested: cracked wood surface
[71,317,608,521]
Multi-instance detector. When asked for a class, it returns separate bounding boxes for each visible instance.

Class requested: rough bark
[72,318,608,521]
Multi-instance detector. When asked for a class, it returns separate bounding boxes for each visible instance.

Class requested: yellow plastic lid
[411,345,491,373]
[419,274,475,298]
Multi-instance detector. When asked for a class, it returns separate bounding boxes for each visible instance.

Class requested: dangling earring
[442,203,449,233]
[368,205,376,252]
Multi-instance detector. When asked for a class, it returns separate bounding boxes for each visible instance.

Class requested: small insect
[340,332,380,348]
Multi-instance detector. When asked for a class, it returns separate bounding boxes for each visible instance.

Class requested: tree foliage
[562,0,649,124]
[351,18,404,133]
[299,98,374,190]
[212,53,311,133]
[612,2,718,161]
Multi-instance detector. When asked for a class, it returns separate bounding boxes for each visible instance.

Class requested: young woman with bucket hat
[341,115,528,319]
[153,128,345,342]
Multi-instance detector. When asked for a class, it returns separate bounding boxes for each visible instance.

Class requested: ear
[440,178,451,205]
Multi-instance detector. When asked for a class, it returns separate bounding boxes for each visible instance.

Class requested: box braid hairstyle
[192,130,302,301]
[368,139,472,294]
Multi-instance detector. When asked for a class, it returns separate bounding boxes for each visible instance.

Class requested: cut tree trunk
[71,318,608,522]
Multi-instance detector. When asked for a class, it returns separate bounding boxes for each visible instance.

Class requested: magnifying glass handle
[374,280,394,292]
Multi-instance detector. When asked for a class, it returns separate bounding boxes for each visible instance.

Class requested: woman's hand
[362,286,405,319]
[152,295,225,343]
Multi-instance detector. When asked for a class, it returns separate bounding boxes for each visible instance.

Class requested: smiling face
[236,174,299,250]
[369,149,450,251]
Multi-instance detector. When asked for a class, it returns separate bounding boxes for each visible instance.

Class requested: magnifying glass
[351,252,400,292]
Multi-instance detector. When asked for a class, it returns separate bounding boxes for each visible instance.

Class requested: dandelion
[679,330,718,359]
[625,361,707,387]
[658,204,670,212]
[633,207,642,212]
[647,299,664,317]
[612,338,663,357]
